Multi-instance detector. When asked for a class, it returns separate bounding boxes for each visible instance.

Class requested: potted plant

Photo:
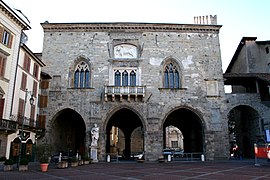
[71,156,78,167]
[19,158,29,171]
[36,143,52,172]
[3,159,14,171]
[83,155,91,165]
[158,155,165,163]
[0,156,6,164]
[137,154,145,163]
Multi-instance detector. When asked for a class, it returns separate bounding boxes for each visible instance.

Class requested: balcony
[9,115,45,135]
[105,86,145,102]
[0,119,17,134]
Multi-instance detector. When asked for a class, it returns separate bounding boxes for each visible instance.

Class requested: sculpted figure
[91,124,99,146]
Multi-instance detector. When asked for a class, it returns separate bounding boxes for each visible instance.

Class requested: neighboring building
[40,16,229,161]
[8,44,45,161]
[224,37,270,158]
[0,1,45,162]
[0,0,30,158]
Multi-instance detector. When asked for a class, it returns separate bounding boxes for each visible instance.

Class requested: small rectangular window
[1,28,13,48]
[2,30,10,45]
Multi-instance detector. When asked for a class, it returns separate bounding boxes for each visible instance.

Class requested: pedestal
[90,146,98,162]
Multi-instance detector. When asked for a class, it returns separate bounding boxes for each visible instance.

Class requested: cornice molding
[0,3,30,30]
[41,22,221,33]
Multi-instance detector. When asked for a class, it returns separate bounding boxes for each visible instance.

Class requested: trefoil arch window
[74,61,90,88]
[164,63,180,88]
[115,70,121,86]
[130,70,136,86]
[114,69,137,86]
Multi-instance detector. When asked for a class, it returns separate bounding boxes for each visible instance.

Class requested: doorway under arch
[163,108,204,153]
[51,108,86,156]
[228,105,260,158]
[106,108,144,160]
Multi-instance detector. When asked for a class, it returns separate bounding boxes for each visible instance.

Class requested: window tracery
[164,62,180,88]
[74,61,90,88]
[114,69,137,86]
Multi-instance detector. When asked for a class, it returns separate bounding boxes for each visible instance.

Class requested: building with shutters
[0,1,45,161]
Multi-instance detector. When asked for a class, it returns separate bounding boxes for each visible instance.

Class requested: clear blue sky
[4,0,270,72]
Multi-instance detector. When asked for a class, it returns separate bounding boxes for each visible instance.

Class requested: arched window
[115,70,121,86]
[130,70,136,86]
[122,70,128,86]
[74,61,90,88]
[164,62,180,88]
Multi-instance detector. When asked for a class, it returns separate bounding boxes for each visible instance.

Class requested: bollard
[107,154,110,162]
[201,154,205,161]
[168,154,171,162]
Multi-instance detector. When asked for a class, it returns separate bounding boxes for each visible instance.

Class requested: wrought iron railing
[9,114,45,131]
[0,119,17,131]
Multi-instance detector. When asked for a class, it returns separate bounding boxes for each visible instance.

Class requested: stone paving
[1,160,270,180]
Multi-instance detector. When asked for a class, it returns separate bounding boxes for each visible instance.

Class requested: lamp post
[17,89,34,167]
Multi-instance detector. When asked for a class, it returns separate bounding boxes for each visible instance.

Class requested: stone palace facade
[40,18,229,161]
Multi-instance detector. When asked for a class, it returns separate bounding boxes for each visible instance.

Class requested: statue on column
[90,124,99,147]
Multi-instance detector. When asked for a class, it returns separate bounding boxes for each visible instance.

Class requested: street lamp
[17,89,34,167]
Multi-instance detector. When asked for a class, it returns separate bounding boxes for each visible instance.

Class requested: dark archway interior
[106,108,143,159]
[52,109,86,156]
[164,108,203,153]
[228,105,260,158]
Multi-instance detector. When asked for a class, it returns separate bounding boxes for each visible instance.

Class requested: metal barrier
[172,152,203,162]
[106,153,119,162]
[254,143,270,166]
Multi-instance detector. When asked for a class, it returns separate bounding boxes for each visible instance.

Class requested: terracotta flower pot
[40,163,49,172]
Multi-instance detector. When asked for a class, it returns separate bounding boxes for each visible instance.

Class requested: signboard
[266,129,270,142]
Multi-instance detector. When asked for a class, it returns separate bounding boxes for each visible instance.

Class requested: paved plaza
[1,160,270,180]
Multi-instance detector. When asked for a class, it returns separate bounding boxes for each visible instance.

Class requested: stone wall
[40,22,228,161]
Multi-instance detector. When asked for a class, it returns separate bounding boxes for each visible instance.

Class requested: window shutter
[23,54,27,70]
[21,73,27,90]
[7,34,13,48]
[0,26,3,43]
[0,98,5,119]
[30,105,35,120]
[0,56,6,77]
[32,80,37,97]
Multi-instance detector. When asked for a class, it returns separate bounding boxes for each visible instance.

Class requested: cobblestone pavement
[1,160,270,180]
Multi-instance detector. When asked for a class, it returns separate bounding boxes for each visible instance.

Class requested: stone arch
[162,106,205,154]
[162,105,206,129]
[227,105,261,158]
[103,105,146,132]
[49,108,87,156]
[103,105,146,160]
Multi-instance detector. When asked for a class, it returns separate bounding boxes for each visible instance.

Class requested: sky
[4,0,270,72]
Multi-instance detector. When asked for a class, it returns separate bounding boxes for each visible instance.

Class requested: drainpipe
[10,30,23,117]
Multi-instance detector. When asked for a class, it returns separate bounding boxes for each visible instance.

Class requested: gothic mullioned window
[114,69,137,86]
[74,61,90,88]
[122,70,128,86]
[115,70,121,86]
[164,63,180,88]
[130,70,136,86]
